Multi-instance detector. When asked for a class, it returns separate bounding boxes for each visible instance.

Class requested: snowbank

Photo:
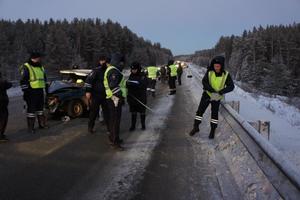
[190,64,300,168]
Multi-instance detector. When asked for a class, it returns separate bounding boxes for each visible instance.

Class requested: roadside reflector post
[259,120,271,140]
[248,120,271,140]
[226,101,240,113]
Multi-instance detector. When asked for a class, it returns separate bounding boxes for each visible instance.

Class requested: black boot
[113,143,125,151]
[152,91,155,97]
[209,127,216,139]
[37,115,49,129]
[189,120,201,136]
[0,134,8,142]
[129,113,137,131]
[141,114,146,130]
[189,127,199,136]
[88,126,95,134]
[27,117,36,134]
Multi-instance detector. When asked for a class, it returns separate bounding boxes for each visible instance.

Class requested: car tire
[67,100,84,118]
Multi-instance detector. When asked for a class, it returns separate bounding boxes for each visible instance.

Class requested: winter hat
[131,62,141,70]
[168,60,174,66]
[98,54,108,62]
[30,51,43,59]
[110,52,125,66]
[210,56,225,70]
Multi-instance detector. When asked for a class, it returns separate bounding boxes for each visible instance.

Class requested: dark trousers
[147,78,156,92]
[24,89,46,130]
[177,73,182,85]
[0,106,8,135]
[107,99,122,144]
[88,97,109,131]
[168,76,177,92]
[160,74,166,83]
[194,93,220,130]
[130,112,146,129]
[25,89,44,118]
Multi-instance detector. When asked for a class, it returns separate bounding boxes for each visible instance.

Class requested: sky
[0,0,300,55]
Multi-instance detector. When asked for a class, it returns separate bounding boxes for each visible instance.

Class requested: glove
[206,86,216,93]
[210,93,222,101]
[112,95,120,107]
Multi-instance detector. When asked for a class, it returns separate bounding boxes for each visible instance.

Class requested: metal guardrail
[220,102,300,199]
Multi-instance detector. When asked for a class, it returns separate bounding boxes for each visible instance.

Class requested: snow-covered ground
[7,86,22,97]
[189,64,300,168]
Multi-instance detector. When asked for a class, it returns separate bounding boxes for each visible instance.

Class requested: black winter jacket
[126,71,147,112]
[0,79,12,108]
[85,65,107,100]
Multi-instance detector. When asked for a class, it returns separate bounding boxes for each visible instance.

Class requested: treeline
[0,18,173,79]
[181,23,300,97]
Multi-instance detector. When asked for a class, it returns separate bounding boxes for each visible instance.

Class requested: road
[0,73,281,200]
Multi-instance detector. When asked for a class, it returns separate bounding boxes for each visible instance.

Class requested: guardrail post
[226,101,240,113]
[259,120,271,140]
[248,120,271,140]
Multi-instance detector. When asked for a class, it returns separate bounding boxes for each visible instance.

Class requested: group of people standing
[86,55,183,150]
[0,52,234,149]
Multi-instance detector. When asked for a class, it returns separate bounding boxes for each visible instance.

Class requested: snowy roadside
[189,63,300,169]
[7,86,22,97]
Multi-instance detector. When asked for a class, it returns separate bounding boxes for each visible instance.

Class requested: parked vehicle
[47,69,91,118]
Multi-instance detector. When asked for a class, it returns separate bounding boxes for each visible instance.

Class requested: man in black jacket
[127,62,147,131]
[0,72,12,142]
[85,54,109,134]
[189,56,234,139]
[104,53,127,151]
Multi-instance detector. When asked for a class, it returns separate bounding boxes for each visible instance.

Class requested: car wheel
[68,100,84,118]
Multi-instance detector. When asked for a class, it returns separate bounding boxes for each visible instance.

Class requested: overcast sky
[0,0,299,55]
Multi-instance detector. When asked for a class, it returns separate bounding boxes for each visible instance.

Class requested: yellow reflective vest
[169,64,178,77]
[104,66,127,99]
[23,63,46,89]
[147,66,158,79]
[206,71,229,100]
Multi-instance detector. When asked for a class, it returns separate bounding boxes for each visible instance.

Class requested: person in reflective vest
[20,52,48,134]
[104,53,127,151]
[189,56,234,139]
[146,62,159,97]
[167,60,178,95]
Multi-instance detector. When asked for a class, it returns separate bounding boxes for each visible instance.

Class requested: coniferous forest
[0,18,173,79]
[177,23,300,98]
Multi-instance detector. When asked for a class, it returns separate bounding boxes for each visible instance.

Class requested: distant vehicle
[47,69,91,118]
[175,60,188,68]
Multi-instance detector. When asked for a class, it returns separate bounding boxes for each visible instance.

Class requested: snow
[189,63,300,169]
[7,86,22,97]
